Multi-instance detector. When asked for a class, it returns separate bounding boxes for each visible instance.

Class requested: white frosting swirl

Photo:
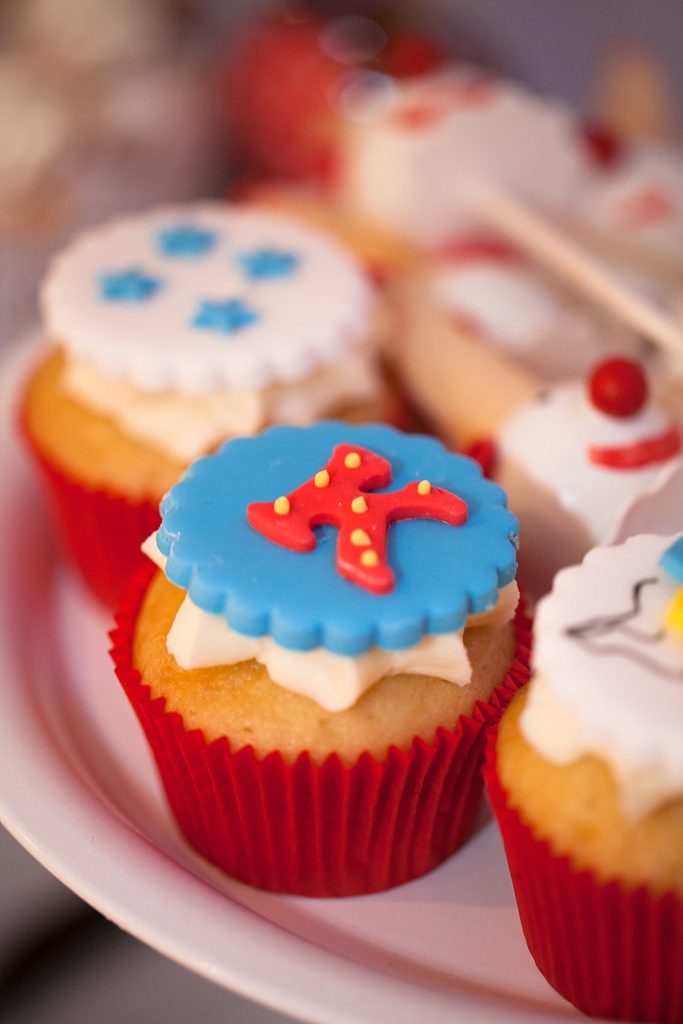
[142,535,518,712]
[42,202,375,393]
[62,347,382,462]
[521,534,683,818]
[498,382,680,543]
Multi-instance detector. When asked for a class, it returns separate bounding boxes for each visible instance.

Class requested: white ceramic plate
[0,339,582,1024]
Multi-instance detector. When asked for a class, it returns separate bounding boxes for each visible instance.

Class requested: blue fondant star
[660,536,683,582]
[237,248,300,281]
[99,268,162,303]
[192,298,259,334]
[156,223,218,257]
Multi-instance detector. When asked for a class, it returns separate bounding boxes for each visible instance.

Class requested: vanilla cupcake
[486,533,683,1022]
[393,236,640,446]
[495,356,681,598]
[111,422,530,896]
[21,202,389,606]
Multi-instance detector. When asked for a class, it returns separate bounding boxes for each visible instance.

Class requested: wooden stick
[471,184,683,357]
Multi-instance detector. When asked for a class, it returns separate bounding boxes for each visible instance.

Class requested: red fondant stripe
[589,425,681,470]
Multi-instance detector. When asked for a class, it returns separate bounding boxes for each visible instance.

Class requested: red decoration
[580,122,624,168]
[616,185,676,228]
[465,438,497,479]
[382,34,444,79]
[392,75,495,131]
[439,235,519,265]
[247,444,468,595]
[589,357,648,418]
[589,425,681,469]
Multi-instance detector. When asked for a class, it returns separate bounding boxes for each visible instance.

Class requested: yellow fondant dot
[274,496,290,516]
[344,452,362,469]
[351,496,368,513]
[666,589,683,633]
[351,528,371,547]
[314,469,330,488]
[360,549,380,567]
[417,480,431,495]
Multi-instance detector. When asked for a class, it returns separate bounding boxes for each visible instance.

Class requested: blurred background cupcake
[21,200,388,607]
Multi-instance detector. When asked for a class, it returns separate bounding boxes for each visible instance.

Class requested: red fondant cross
[247,444,468,595]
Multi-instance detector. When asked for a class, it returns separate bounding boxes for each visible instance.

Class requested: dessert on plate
[111,421,530,895]
[21,202,388,606]
[392,234,640,446]
[486,532,683,1022]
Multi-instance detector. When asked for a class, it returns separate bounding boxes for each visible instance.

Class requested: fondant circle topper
[156,422,519,655]
[41,202,374,393]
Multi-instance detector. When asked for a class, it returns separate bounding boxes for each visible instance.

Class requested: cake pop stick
[471,183,683,356]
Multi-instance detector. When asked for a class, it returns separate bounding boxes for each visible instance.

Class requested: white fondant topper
[339,67,592,247]
[496,358,682,597]
[427,238,638,379]
[499,369,680,541]
[521,533,683,819]
[42,202,375,393]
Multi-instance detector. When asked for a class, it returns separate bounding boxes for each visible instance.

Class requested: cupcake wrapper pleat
[21,418,160,608]
[484,733,683,1023]
[111,566,532,897]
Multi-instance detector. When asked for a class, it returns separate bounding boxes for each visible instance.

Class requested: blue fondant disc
[156,422,519,655]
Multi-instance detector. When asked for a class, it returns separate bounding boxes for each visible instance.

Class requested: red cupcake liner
[21,420,160,609]
[484,732,683,1022]
[111,566,532,897]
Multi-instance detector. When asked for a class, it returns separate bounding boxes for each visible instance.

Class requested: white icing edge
[521,533,683,819]
[141,535,518,712]
[41,202,376,393]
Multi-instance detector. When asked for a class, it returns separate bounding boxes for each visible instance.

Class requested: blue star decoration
[192,298,260,334]
[237,248,300,281]
[99,268,163,303]
[156,223,218,257]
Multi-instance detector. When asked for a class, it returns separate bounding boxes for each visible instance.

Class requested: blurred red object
[218,11,444,185]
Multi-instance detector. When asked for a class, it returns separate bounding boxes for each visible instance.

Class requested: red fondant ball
[589,357,648,417]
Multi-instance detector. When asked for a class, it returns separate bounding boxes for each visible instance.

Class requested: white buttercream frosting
[62,347,381,462]
[42,202,375,393]
[521,533,683,818]
[141,535,519,712]
[340,67,591,247]
[498,382,680,543]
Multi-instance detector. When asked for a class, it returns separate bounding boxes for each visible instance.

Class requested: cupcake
[494,355,681,598]
[486,532,683,1022]
[393,235,640,447]
[21,202,388,606]
[110,421,530,896]
[337,67,593,249]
